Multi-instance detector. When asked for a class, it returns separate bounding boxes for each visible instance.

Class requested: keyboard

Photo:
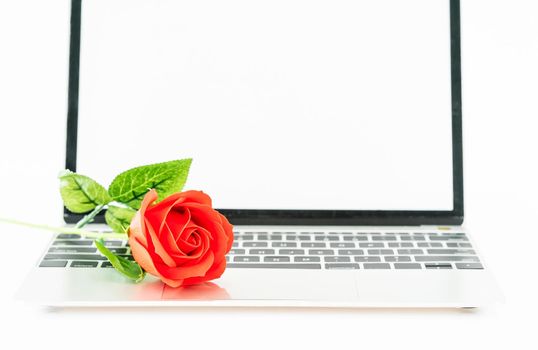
[38,230,483,270]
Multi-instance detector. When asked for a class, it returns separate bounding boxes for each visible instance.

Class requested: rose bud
[128,189,233,287]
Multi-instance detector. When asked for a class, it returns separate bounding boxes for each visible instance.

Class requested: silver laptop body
[17,0,503,308]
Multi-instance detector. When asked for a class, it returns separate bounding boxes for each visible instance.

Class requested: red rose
[128,189,233,288]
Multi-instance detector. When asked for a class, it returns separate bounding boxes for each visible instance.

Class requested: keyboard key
[384,256,411,262]
[101,261,114,268]
[315,236,339,241]
[264,256,291,263]
[235,235,254,240]
[429,236,468,241]
[227,263,321,269]
[243,242,268,248]
[417,242,443,248]
[228,249,245,255]
[425,263,452,269]
[445,242,472,248]
[39,260,68,267]
[56,234,81,239]
[427,249,476,255]
[367,249,394,255]
[388,242,414,248]
[286,235,310,241]
[330,242,355,248]
[232,242,239,248]
[309,249,334,255]
[372,236,397,241]
[338,249,364,255]
[102,240,123,247]
[44,254,106,260]
[355,256,381,262]
[397,249,424,255]
[278,249,305,255]
[363,263,391,269]
[269,235,282,240]
[249,249,275,255]
[455,263,484,269]
[343,236,368,241]
[71,261,99,268]
[401,235,425,241]
[294,256,321,263]
[415,256,479,262]
[53,240,93,246]
[359,243,384,248]
[301,242,327,248]
[325,256,351,263]
[234,256,260,262]
[394,263,422,269]
[325,263,360,269]
[48,247,97,253]
[272,242,297,248]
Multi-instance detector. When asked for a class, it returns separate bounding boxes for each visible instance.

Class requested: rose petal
[161,222,183,256]
[180,230,210,265]
[159,276,185,288]
[150,192,187,211]
[176,226,199,253]
[145,217,176,267]
[165,208,191,241]
[146,197,186,237]
[187,206,228,258]
[129,235,159,277]
[154,250,215,280]
[128,189,159,247]
[128,189,233,288]
[162,225,208,264]
[145,191,212,234]
[180,190,213,206]
[182,258,227,286]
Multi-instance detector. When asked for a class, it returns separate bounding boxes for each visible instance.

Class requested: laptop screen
[76,0,454,211]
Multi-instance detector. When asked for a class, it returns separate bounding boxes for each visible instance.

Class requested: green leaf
[94,238,145,283]
[59,170,112,213]
[105,205,136,233]
[108,159,192,209]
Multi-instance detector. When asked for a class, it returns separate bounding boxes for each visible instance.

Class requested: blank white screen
[77,0,454,210]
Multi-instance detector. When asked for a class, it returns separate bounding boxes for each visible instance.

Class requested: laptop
[17,0,502,307]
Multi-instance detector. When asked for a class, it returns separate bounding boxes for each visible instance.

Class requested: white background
[77,0,453,210]
[0,0,537,349]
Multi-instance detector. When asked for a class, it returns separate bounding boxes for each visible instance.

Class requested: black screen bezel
[64,0,464,226]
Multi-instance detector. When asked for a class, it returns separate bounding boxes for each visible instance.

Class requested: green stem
[0,217,127,240]
[75,204,105,229]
